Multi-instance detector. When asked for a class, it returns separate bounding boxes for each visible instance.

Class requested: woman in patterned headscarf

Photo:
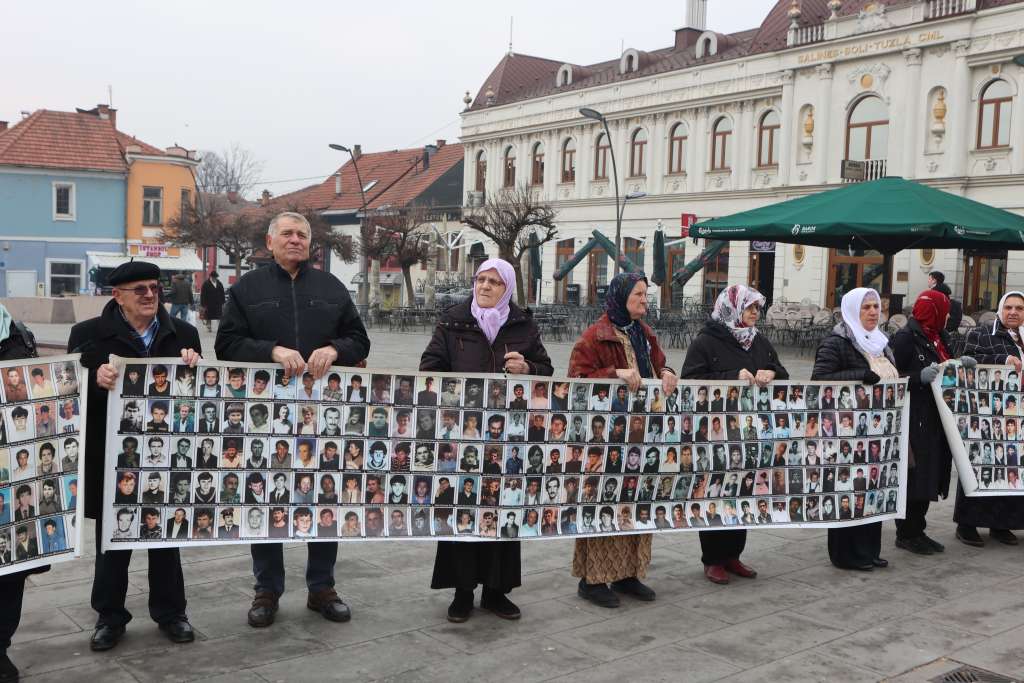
[568,272,678,608]
[681,284,788,585]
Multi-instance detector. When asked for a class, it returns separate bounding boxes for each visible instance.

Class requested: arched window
[757,111,781,167]
[711,117,733,170]
[503,146,517,188]
[474,150,487,192]
[978,79,1012,149]
[561,138,576,183]
[557,65,572,87]
[530,142,545,186]
[629,128,648,177]
[846,96,889,161]
[626,54,636,72]
[668,122,688,174]
[594,133,610,180]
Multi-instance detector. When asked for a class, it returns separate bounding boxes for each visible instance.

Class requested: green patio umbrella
[553,237,599,280]
[672,240,728,287]
[692,177,1024,254]
[527,231,542,284]
[590,231,641,274]
[651,228,667,286]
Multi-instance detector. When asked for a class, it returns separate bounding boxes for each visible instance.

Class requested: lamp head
[625,191,647,200]
[579,108,605,122]
[329,143,350,152]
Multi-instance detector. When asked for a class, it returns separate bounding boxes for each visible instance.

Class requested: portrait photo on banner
[101,356,910,550]
[0,354,86,577]
[932,360,1024,496]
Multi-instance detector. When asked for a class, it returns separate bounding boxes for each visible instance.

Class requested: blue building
[0,106,127,297]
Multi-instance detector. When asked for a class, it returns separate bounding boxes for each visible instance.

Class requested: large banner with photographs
[932,360,1024,496]
[0,354,86,576]
[101,357,909,549]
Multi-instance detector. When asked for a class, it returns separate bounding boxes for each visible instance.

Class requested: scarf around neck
[711,284,765,351]
[841,288,889,358]
[605,272,653,378]
[470,258,516,345]
[912,289,950,362]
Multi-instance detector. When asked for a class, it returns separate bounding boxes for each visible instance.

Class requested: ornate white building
[460,0,1024,312]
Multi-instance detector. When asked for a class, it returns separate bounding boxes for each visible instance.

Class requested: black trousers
[895,500,930,540]
[828,521,882,568]
[699,529,747,565]
[0,575,26,654]
[431,541,521,593]
[92,513,186,627]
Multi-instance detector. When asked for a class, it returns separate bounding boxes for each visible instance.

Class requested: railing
[791,23,826,47]
[927,0,976,19]
[842,159,887,183]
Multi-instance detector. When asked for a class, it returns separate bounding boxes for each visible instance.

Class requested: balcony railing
[927,0,976,19]
[842,159,887,183]
[789,23,826,47]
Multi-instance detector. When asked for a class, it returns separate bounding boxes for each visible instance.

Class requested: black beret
[108,260,161,286]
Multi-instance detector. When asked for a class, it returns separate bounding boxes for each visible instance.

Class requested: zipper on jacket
[290,278,300,352]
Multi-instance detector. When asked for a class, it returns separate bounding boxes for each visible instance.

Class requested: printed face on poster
[101,357,910,549]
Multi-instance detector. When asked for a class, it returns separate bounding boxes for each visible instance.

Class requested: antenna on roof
[508,16,514,56]
[108,84,113,107]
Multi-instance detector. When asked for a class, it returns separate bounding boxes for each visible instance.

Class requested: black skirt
[430,541,521,593]
[827,522,881,568]
[953,483,1024,529]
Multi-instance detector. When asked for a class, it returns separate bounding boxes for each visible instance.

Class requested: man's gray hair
[268,211,311,236]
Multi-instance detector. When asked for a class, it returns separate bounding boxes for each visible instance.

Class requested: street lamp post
[329,143,370,308]
[579,107,626,275]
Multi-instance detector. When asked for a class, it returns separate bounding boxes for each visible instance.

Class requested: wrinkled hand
[661,369,678,397]
[307,345,338,379]
[96,363,119,391]
[179,348,201,367]
[920,363,941,385]
[271,345,306,379]
[959,356,978,369]
[738,369,756,385]
[754,369,775,388]
[616,368,642,393]
[862,370,881,385]
[503,351,530,375]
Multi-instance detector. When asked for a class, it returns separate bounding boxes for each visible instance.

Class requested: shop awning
[87,251,204,272]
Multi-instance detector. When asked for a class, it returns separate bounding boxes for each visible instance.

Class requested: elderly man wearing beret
[68,261,202,652]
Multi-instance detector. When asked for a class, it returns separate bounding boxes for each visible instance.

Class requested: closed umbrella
[651,228,666,286]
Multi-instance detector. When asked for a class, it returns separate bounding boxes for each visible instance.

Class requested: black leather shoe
[248,591,279,628]
[307,588,352,623]
[921,534,945,553]
[89,624,126,652]
[896,536,933,555]
[480,588,521,620]
[871,557,889,568]
[0,653,19,683]
[158,618,195,644]
[577,579,620,608]
[832,562,873,572]
[956,526,985,547]
[610,577,656,601]
[991,529,1019,545]
[447,588,474,623]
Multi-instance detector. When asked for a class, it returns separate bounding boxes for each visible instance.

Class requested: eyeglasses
[475,276,506,288]
[118,284,162,296]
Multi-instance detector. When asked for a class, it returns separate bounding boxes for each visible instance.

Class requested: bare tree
[372,206,434,306]
[195,143,264,197]
[461,185,558,304]
[163,195,261,281]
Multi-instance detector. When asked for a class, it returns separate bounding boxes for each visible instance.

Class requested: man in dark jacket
[216,211,370,629]
[168,274,194,322]
[68,260,202,652]
[199,270,226,332]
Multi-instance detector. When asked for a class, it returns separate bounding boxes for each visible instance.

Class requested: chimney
[436,139,446,148]
[684,0,707,30]
[352,144,362,160]
[423,144,438,171]
[227,190,240,204]
[0,121,7,132]
[260,189,272,206]
[334,173,342,196]
[96,103,117,128]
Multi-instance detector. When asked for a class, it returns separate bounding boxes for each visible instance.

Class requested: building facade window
[531,142,545,186]
[711,118,732,170]
[629,128,648,177]
[827,248,888,308]
[561,138,576,183]
[475,150,487,192]
[757,111,781,167]
[623,237,645,271]
[554,238,576,303]
[142,186,163,226]
[46,259,84,296]
[702,244,730,304]
[594,133,610,180]
[846,95,889,161]
[52,182,75,221]
[977,79,1012,149]
[503,146,516,188]
[180,188,192,218]
[668,122,688,174]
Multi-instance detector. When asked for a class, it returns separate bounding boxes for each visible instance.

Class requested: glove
[959,356,978,369]
[862,370,881,385]
[920,363,941,385]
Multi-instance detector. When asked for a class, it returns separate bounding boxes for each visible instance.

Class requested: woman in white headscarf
[812,288,896,571]
[954,291,1024,547]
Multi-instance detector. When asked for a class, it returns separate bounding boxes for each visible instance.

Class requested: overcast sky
[2,0,778,196]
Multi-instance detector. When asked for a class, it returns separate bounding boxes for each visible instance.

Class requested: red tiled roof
[0,110,127,173]
[115,131,166,157]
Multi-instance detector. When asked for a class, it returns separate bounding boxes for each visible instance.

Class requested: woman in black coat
[199,271,225,332]
[681,284,788,585]
[890,289,972,554]
[420,259,553,623]
[812,287,896,571]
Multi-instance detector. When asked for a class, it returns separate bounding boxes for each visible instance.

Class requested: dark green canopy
[692,177,1024,254]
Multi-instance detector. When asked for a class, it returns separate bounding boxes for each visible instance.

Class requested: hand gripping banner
[102,357,909,549]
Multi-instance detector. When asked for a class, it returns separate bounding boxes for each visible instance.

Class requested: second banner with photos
[102,357,910,549]
[932,360,1024,496]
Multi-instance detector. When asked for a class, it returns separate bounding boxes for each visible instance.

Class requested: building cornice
[0,165,126,179]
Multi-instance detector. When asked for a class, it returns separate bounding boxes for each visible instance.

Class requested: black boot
[480,587,521,620]
[0,653,18,683]
[447,588,474,623]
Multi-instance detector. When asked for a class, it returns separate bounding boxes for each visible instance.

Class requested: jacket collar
[98,298,177,347]
[270,260,310,280]
[592,313,654,344]
[439,299,531,331]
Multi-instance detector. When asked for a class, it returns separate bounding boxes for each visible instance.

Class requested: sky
[1,0,779,196]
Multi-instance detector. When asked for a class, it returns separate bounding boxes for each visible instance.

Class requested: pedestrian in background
[200,270,225,332]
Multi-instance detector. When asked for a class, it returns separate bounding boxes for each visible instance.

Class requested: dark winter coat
[420,300,553,376]
[811,323,896,381]
[169,278,193,306]
[568,314,669,379]
[200,278,226,320]
[961,318,1023,365]
[890,319,953,501]
[680,320,789,382]
[215,261,369,365]
[68,300,202,518]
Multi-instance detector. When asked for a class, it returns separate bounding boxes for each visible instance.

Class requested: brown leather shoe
[704,564,729,584]
[307,588,352,623]
[247,591,279,628]
[724,558,758,579]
